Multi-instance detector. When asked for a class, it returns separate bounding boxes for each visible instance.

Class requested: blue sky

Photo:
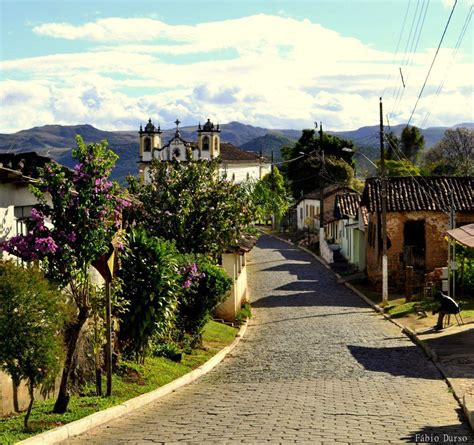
[1,0,473,132]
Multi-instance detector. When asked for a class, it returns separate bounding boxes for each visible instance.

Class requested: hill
[0,121,471,183]
[240,133,296,161]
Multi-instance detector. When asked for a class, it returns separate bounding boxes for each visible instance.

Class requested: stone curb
[264,231,474,430]
[17,322,248,445]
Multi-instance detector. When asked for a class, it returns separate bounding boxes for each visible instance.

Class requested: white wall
[215,252,248,321]
[220,163,271,184]
[0,183,38,244]
[296,198,320,231]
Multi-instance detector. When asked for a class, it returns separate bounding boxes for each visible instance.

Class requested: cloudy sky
[0,0,472,133]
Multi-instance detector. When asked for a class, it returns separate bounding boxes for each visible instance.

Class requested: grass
[0,320,237,445]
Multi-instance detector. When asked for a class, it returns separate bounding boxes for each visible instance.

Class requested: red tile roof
[361,176,474,213]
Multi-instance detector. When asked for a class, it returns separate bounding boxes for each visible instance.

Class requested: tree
[384,159,421,177]
[250,167,291,229]
[133,156,254,260]
[1,136,128,413]
[385,132,399,161]
[282,129,355,198]
[117,229,180,361]
[0,261,69,429]
[422,127,474,176]
[400,125,424,162]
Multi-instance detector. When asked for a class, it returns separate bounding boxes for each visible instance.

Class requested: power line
[406,0,458,126]
[382,0,413,98]
[420,4,473,128]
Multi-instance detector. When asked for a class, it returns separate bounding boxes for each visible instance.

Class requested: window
[299,207,303,220]
[202,136,210,151]
[144,137,151,152]
[14,205,34,236]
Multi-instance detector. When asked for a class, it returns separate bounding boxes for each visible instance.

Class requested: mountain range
[0,121,471,183]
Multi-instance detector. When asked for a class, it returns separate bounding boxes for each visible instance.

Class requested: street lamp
[342,147,377,170]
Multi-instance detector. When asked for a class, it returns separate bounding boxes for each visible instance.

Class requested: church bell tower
[197,119,220,159]
[139,118,162,181]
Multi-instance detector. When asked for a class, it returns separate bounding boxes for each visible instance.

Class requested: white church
[138,118,271,183]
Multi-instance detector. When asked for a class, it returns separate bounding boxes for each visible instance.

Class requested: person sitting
[432,291,460,331]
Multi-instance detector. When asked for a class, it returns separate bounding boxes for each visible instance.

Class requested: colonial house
[138,118,270,183]
[296,185,357,233]
[333,192,366,271]
[360,176,474,289]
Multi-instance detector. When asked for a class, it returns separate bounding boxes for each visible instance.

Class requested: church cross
[174,119,181,128]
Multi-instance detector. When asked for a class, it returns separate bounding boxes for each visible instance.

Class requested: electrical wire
[407,0,458,126]
[381,0,413,98]
[420,4,473,128]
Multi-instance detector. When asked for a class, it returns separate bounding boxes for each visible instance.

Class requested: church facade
[138,118,271,183]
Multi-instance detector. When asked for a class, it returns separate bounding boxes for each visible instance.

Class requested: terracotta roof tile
[361,176,474,213]
[334,193,361,218]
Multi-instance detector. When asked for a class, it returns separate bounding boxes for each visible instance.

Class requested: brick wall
[366,211,474,289]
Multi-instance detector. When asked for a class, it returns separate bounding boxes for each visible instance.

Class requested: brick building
[361,176,474,289]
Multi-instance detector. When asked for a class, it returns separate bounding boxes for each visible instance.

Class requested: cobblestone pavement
[63,236,473,444]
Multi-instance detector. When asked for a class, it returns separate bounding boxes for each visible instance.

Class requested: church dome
[202,119,214,132]
[144,118,155,132]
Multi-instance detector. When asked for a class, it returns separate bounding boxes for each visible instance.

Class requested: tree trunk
[12,381,20,413]
[53,307,89,414]
[24,381,34,431]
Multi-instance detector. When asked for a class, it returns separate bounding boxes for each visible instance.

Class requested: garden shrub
[235,302,252,325]
[117,229,180,361]
[151,343,182,362]
[174,255,232,348]
[0,261,69,429]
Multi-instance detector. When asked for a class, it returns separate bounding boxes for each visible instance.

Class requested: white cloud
[0,14,472,133]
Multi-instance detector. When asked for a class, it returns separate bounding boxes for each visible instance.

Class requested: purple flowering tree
[1,135,128,413]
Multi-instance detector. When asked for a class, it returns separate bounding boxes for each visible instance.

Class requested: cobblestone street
[63,235,473,444]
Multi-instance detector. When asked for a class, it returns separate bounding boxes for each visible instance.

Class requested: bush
[117,229,180,361]
[174,256,232,348]
[151,343,182,362]
[0,261,69,429]
[235,302,252,325]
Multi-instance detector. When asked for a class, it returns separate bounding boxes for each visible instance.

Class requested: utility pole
[319,122,325,242]
[448,191,456,300]
[380,97,388,305]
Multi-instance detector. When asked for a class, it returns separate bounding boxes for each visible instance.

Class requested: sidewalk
[413,323,474,429]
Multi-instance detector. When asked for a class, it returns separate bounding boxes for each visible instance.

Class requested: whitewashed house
[296,185,357,233]
[333,193,366,271]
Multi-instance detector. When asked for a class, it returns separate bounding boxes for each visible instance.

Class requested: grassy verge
[0,321,237,445]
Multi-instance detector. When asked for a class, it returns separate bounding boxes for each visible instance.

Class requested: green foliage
[422,128,474,176]
[400,125,424,162]
[248,167,291,228]
[133,159,254,260]
[151,343,182,362]
[384,159,421,177]
[235,302,252,325]
[0,261,69,429]
[282,128,355,198]
[174,255,232,348]
[117,229,180,361]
